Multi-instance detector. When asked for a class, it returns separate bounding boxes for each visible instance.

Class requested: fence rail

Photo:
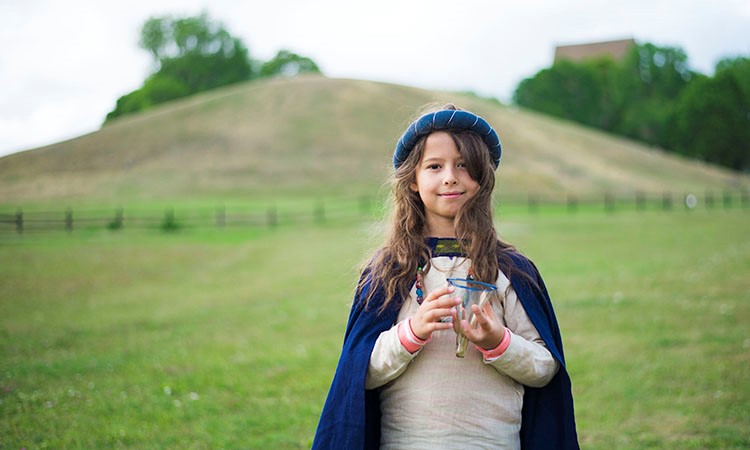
[1,189,748,234]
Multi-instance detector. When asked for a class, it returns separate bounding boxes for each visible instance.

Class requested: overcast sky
[1,0,748,158]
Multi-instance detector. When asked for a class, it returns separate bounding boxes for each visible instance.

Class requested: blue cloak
[312,251,579,449]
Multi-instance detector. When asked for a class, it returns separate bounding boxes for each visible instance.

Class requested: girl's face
[410,131,479,237]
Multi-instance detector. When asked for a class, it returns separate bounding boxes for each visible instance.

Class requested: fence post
[315,201,326,224]
[65,208,73,232]
[723,190,732,210]
[705,190,714,209]
[604,192,615,213]
[113,208,124,229]
[635,191,646,211]
[567,195,577,213]
[528,195,538,214]
[162,207,178,231]
[267,206,278,228]
[15,209,23,234]
[216,206,226,227]
[662,192,672,211]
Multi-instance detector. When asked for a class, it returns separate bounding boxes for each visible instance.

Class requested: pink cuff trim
[476,327,511,361]
[398,319,431,354]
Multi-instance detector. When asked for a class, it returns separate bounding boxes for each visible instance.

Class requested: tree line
[105,12,321,123]
[513,43,750,172]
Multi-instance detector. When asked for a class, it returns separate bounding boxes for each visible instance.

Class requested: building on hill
[554,38,635,63]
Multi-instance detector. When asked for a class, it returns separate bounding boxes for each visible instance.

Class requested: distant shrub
[161,209,180,232]
[107,209,124,230]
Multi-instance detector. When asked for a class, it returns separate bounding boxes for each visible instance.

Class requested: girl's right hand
[410,285,461,341]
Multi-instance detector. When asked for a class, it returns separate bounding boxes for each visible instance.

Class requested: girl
[313,104,578,450]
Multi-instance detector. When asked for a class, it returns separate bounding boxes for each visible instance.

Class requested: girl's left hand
[459,301,505,350]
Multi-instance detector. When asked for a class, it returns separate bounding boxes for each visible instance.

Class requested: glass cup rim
[446,277,497,292]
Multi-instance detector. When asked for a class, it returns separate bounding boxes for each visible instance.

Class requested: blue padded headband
[393,109,502,169]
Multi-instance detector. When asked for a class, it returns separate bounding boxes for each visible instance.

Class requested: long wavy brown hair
[360,104,517,312]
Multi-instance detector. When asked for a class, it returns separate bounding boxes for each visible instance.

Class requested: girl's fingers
[472,304,496,330]
[420,295,460,314]
[452,308,462,334]
[414,316,453,336]
[462,304,505,347]
[461,319,472,335]
[465,304,482,330]
[422,308,452,322]
[412,303,457,336]
[430,321,454,331]
[425,285,454,302]
[462,319,488,340]
[482,301,495,318]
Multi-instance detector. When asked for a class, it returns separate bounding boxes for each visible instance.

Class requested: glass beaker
[447,277,497,358]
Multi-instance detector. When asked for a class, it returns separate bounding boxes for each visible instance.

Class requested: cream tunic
[366,255,559,450]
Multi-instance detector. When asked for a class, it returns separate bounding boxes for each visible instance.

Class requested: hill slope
[0,75,746,204]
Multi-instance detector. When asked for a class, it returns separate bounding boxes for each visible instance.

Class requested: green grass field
[1,208,748,449]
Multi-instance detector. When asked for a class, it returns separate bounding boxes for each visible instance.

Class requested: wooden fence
[1,189,748,234]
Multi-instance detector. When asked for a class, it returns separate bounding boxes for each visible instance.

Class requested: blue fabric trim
[393,109,502,169]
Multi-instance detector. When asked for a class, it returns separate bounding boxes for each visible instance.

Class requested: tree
[514,56,630,132]
[512,42,718,162]
[259,50,321,78]
[614,43,692,147]
[106,13,324,123]
[137,13,249,66]
[514,59,617,129]
[107,13,254,122]
[138,17,168,62]
[672,58,750,170]
[716,56,750,102]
